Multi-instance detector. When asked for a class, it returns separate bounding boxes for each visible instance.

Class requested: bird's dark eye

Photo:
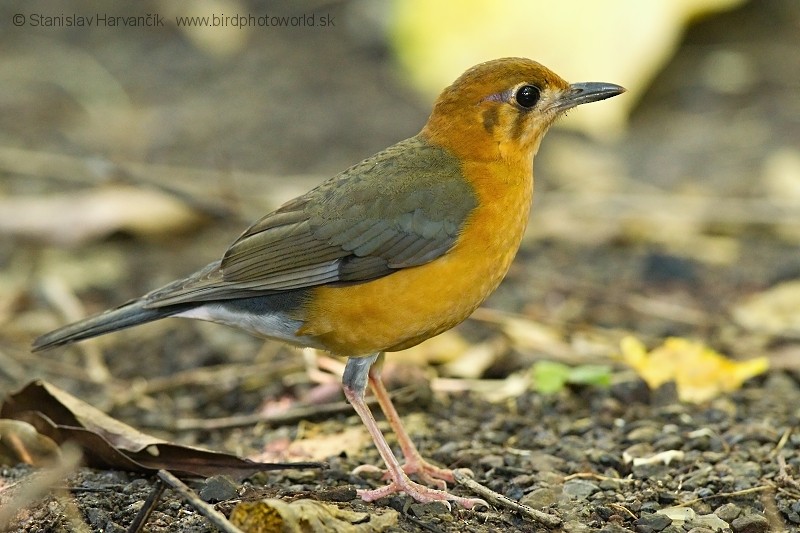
[515,85,540,108]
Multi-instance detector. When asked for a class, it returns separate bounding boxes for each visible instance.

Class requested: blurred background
[1,0,800,424]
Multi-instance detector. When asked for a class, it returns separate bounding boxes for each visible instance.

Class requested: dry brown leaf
[0,443,83,528]
[0,419,61,466]
[1,380,321,480]
[498,315,567,353]
[0,186,204,245]
[440,338,507,379]
[276,426,369,463]
[433,373,530,403]
[656,506,729,530]
[230,498,398,533]
[733,280,800,337]
[388,329,470,367]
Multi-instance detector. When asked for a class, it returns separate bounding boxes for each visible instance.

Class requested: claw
[352,459,451,490]
[357,477,488,510]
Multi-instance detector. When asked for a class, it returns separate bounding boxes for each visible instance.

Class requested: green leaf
[567,365,612,388]
[532,361,570,394]
[532,361,613,394]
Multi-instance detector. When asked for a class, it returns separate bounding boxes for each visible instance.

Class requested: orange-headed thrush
[33,58,624,509]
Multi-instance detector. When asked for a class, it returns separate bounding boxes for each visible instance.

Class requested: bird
[33,58,624,509]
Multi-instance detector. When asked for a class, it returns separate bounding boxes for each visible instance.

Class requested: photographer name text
[14,12,334,29]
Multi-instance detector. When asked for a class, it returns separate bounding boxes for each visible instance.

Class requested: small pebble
[695,487,715,499]
[610,379,651,405]
[653,435,684,450]
[657,491,678,504]
[626,426,660,443]
[122,478,151,495]
[562,479,599,500]
[730,514,770,533]
[634,512,672,532]
[599,477,622,491]
[84,508,112,530]
[199,475,239,503]
[520,486,559,508]
[316,485,357,502]
[561,519,592,533]
[479,453,505,469]
[407,500,450,518]
[639,501,661,513]
[714,502,741,523]
[527,452,567,473]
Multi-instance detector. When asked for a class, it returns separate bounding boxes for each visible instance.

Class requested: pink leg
[342,354,487,509]
[365,361,468,488]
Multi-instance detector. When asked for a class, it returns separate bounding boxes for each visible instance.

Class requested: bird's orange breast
[297,158,534,355]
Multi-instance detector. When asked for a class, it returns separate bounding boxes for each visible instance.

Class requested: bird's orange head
[422,57,624,163]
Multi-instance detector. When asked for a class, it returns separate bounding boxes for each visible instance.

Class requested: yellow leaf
[619,336,768,403]
[231,498,398,533]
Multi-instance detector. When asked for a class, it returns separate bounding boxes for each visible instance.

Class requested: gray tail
[31,299,188,352]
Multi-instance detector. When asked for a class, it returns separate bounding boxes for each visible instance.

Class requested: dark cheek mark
[511,112,528,141]
[482,107,499,134]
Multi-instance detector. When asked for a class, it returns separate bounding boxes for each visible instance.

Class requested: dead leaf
[1,380,322,480]
[623,449,685,466]
[440,338,507,379]
[287,427,369,463]
[0,186,204,245]
[433,373,530,403]
[733,280,800,336]
[619,336,768,403]
[230,498,398,533]
[498,315,565,353]
[470,308,579,362]
[388,330,471,367]
[0,419,61,466]
[251,426,370,464]
[657,506,729,530]
[0,443,83,528]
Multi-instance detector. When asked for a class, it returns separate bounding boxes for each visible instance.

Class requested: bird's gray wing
[144,136,477,308]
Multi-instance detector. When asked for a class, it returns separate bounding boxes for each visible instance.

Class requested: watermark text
[176,13,334,28]
[11,12,334,29]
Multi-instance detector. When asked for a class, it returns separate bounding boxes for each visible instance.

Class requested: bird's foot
[401,457,470,488]
[357,470,489,510]
[353,458,471,490]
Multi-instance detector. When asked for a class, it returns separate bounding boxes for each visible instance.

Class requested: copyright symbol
[13,14,25,26]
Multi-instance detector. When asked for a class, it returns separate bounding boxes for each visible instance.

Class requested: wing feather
[144,136,476,308]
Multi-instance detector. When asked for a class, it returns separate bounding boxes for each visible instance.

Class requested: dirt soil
[2,0,800,532]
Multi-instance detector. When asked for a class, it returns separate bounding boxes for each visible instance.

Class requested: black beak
[554,82,626,112]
